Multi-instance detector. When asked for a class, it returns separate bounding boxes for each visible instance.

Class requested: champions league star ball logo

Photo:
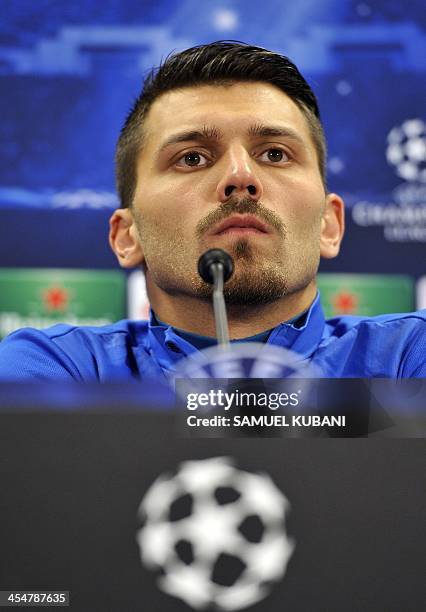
[352,118,426,242]
[136,457,294,610]
[386,119,426,183]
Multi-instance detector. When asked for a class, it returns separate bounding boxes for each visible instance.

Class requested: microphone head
[198,249,234,285]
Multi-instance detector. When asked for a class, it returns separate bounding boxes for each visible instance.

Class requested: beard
[188,197,292,305]
[136,196,320,307]
[191,238,290,306]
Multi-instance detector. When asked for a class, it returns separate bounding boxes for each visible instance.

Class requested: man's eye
[259,148,289,163]
[176,151,209,167]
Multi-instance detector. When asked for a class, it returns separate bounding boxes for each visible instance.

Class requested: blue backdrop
[1,0,425,279]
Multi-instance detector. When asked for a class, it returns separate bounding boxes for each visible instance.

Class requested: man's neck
[148,281,317,339]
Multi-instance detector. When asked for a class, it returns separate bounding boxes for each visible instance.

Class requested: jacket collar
[267,292,325,360]
[145,292,325,372]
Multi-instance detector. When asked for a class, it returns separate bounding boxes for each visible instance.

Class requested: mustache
[195,197,286,237]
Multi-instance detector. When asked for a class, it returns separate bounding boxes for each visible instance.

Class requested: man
[0,42,425,379]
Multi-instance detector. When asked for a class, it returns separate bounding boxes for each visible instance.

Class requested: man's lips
[209,215,270,236]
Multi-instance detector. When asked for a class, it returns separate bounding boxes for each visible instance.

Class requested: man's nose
[216,147,263,203]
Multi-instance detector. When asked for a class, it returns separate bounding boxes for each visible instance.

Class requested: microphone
[198,249,233,346]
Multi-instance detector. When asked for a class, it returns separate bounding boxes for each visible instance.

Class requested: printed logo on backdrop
[136,457,294,610]
[352,118,426,242]
[0,269,126,339]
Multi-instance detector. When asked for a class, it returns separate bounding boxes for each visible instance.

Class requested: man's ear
[109,208,144,268]
[320,192,345,259]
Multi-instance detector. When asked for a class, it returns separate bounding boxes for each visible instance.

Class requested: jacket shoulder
[325,310,426,336]
[0,320,148,380]
[323,310,426,377]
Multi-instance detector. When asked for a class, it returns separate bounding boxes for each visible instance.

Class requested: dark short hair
[116,41,327,208]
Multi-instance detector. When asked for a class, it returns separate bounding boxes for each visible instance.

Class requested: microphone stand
[210,262,230,348]
[198,248,233,348]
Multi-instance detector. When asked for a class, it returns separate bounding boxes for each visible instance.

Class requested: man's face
[130,82,333,305]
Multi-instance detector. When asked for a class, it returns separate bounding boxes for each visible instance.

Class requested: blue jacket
[0,294,425,380]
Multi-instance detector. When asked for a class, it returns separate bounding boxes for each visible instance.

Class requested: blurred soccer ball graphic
[386,119,426,183]
[136,457,294,610]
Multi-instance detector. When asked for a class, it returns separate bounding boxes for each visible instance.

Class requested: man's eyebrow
[156,123,306,154]
[248,123,306,145]
[158,126,222,152]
